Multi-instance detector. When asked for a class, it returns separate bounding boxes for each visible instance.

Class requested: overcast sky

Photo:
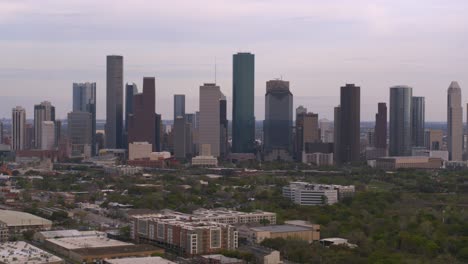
[1,0,468,121]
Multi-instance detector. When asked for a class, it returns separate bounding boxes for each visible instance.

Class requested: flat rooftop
[0,210,52,227]
[72,244,162,256]
[0,241,62,264]
[38,230,105,239]
[250,225,311,233]
[46,236,131,250]
[104,256,175,264]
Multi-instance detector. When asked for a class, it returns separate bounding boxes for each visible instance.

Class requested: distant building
[374,102,387,149]
[125,83,138,148]
[263,80,293,161]
[283,182,355,205]
[34,101,55,149]
[411,149,449,161]
[0,121,3,144]
[295,111,319,162]
[447,81,463,161]
[173,116,187,159]
[199,83,224,157]
[337,84,360,163]
[106,55,124,149]
[129,142,152,161]
[41,121,55,150]
[0,210,52,239]
[11,106,26,151]
[174,94,186,121]
[302,142,334,166]
[232,52,255,154]
[68,111,93,158]
[333,106,341,164]
[411,96,425,147]
[191,208,276,225]
[375,156,443,170]
[103,257,176,264]
[0,241,63,264]
[73,82,97,155]
[220,95,228,158]
[240,223,320,244]
[198,255,243,264]
[389,86,412,156]
[425,129,443,150]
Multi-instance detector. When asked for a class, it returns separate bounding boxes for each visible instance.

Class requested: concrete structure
[106,55,124,149]
[68,111,92,158]
[411,97,425,147]
[125,83,138,147]
[191,208,276,225]
[425,129,443,150]
[174,94,185,121]
[283,182,355,205]
[374,102,387,150]
[295,112,319,162]
[104,257,176,264]
[264,80,293,161]
[34,230,105,243]
[0,210,52,239]
[34,101,55,149]
[337,84,360,163]
[232,52,255,154]
[73,82,96,155]
[199,83,223,157]
[130,213,238,256]
[241,224,319,244]
[129,142,152,160]
[447,81,463,161]
[174,116,187,159]
[11,106,26,151]
[128,77,157,151]
[389,86,413,156]
[375,156,443,170]
[40,121,55,150]
[0,241,63,264]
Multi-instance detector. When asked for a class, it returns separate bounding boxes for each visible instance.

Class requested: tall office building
[447,81,463,161]
[411,97,425,147]
[12,106,26,151]
[333,106,341,164]
[174,94,186,121]
[220,95,228,158]
[174,116,187,159]
[338,84,360,163]
[155,114,162,152]
[199,83,223,157]
[41,121,55,150]
[374,103,387,149]
[295,111,319,162]
[68,111,93,158]
[25,124,34,150]
[128,77,157,151]
[34,101,55,149]
[54,120,61,147]
[263,80,293,159]
[389,86,413,156]
[0,121,3,144]
[232,52,255,153]
[73,82,96,155]
[125,83,138,147]
[105,55,124,149]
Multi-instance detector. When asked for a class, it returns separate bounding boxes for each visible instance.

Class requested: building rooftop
[0,241,62,264]
[201,254,243,263]
[250,224,311,233]
[71,244,161,256]
[0,210,52,227]
[104,256,175,264]
[46,236,131,250]
[37,230,105,240]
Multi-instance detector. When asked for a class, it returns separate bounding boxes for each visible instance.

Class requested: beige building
[425,129,443,150]
[41,121,56,150]
[11,106,26,151]
[447,81,463,161]
[375,156,443,170]
[0,210,52,240]
[199,83,223,158]
[129,142,152,160]
[240,222,320,244]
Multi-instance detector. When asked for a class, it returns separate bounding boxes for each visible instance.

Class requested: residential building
[34,101,55,149]
[106,55,124,149]
[338,84,360,163]
[73,82,97,155]
[411,96,425,147]
[447,81,463,161]
[264,80,293,161]
[232,52,255,153]
[68,111,93,158]
[11,106,26,151]
[389,86,413,156]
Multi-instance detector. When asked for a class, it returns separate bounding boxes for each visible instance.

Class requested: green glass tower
[232,52,255,153]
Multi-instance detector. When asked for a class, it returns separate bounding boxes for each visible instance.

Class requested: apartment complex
[282,182,355,205]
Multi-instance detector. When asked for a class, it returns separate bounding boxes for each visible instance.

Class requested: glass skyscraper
[232,52,255,153]
[73,82,96,155]
[389,86,413,156]
[411,96,425,147]
[106,55,124,149]
[174,94,186,121]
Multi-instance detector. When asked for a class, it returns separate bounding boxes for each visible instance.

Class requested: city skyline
[2,1,468,121]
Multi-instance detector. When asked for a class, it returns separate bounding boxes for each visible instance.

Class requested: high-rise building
[333,106,341,164]
[34,101,55,149]
[73,82,96,155]
[389,86,412,156]
[232,52,255,153]
[68,111,93,158]
[105,55,124,149]
[338,84,360,163]
[174,94,186,121]
[54,120,61,148]
[411,96,425,147]
[174,116,187,159]
[199,83,223,158]
[155,114,162,152]
[128,77,157,151]
[125,83,138,148]
[25,124,34,150]
[295,112,319,162]
[374,103,387,149]
[296,106,307,115]
[447,81,463,161]
[425,129,443,150]
[40,121,55,150]
[220,95,228,158]
[0,121,3,144]
[12,106,26,151]
[264,80,293,160]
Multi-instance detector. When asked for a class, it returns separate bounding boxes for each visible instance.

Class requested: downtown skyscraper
[199,83,224,157]
[34,101,55,149]
[125,82,138,147]
[374,102,387,149]
[232,52,255,153]
[337,84,360,163]
[411,96,425,147]
[73,82,96,155]
[174,94,186,121]
[389,86,412,156]
[12,106,26,151]
[106,55,124,149]
[447,81,463,161]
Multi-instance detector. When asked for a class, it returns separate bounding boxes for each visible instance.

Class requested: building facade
[174,94,186,121]
[73,82,96,155]
[106,55,124,149]
[389,86,413,156]
[41,121,55,150]
[34,101,55,149]
[12,106,26,151]
[199,83,223,158]
[338,84,360,163]
[447,81,463,161]
[232,52,255,153]
[411,96,425,147]
[68,111,93,158]
[374,102,387,149]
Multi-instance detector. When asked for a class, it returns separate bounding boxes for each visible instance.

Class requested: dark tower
[339,84,360,163]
